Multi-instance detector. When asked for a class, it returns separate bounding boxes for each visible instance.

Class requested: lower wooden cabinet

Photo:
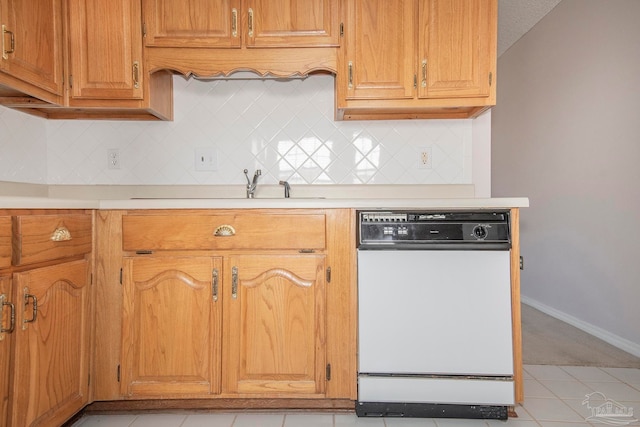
[0,275,13,427]
[97,208,356,404]
[10,259,91,427]
[223,254,326,396]
[120,253,328,399]
[121,256,222,397]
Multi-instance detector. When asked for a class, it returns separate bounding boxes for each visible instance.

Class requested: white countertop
[0,196,528,210]
[0,196,99,209]
[0,183,529,210]
[98,197,529,210]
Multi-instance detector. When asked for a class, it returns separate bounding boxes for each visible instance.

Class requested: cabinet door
[342,0,416,100]
[143,0,241,48]
[223,254,326,396]
[418,0,496,99]
[0,0,63,96]
[68,0,144,99]
[0,276,13,427]
[245,0,338,47]
[11,260,90,427]
[121,256,222,397]
[0,216,11,269]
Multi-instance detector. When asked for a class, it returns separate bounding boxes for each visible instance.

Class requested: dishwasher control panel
[357,210,511,249]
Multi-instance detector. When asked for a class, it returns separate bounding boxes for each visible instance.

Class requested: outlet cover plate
[195,147,218,171]
[418,147,432,169]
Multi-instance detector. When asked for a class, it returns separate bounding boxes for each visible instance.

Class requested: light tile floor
[73,365,640,427]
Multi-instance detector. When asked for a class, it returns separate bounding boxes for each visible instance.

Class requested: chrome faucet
[279,180,291,198]
[244,168,261,198]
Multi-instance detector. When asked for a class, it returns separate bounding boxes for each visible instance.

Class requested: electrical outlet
[107,149,120,170]
[195,147,218,171]
[417,147,432,169]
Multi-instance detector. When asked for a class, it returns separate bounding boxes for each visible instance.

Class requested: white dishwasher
[356,211,514,420]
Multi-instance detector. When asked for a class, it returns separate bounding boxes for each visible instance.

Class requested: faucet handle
[279,180,291,198]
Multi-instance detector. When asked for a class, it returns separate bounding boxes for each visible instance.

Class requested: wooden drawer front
[13,214,92,265]
[123,214,326,251]
[0,217,11,269]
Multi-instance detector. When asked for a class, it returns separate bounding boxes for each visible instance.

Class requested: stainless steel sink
[130,197,325,200]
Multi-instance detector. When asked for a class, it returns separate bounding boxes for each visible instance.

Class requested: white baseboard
[521,296,640,359]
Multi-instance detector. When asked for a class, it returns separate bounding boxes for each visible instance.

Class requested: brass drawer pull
[214,224,236,236]
[421,59,427,88]
[133,61,140,89]
[2,25,15,60]
[212,268,219,302]
[23,289,37,329]
[248,8,254,38]
[231,8,238,38]
[0,294,15,335]
[231,266,238,299]
[51,226,72,241]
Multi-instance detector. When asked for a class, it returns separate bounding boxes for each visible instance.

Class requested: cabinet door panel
[121,256,222,397]
[0,217,11,268]
[11,260,90,427]
[0,276,12,427]
[0,0,63,96]
[418,0,495,98]
[143,0,241,47]
[343,0,416,99]
[223,255,326,396]
[246,0,338,47]
[68,0,144,99]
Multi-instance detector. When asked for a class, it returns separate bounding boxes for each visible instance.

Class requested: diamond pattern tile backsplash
[1,74,473,185]
[0,105,48,184]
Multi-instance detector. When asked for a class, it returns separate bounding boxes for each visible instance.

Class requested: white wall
[0,106,48,183]
[1,74,485,187]
[492,0,640,353]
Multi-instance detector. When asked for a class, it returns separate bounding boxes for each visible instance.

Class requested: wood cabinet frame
[1,206,522,424]
[93,208,356,407]
[0,0,64,104]
[0,209,94,427]
[336,0,498,120]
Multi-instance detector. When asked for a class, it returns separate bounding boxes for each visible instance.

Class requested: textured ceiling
[498,0,563,56]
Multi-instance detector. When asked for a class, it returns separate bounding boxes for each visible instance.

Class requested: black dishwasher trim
[356,401,508,420]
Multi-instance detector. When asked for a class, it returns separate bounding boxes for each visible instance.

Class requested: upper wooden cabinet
[0,0,64,103]
[337,0,498,120]
[418,0,495,99]
[64,0,173,121]
[143,0,240,48]
[68,0,144,100]
[0,0,173,120]
[1,0,496,120]
[143,0,338,48]
[245,0,339,48]
[341,0,416,100]
[142,0,338,77]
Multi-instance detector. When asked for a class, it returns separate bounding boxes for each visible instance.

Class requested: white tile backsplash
[1,74,476,186]
[0,106,48,184]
